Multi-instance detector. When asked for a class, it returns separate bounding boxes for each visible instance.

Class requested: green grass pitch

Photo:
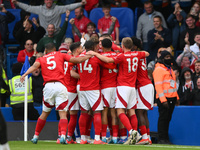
[9,141,200,150]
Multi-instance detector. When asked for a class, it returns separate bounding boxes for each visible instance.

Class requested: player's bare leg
[31,111,51,144]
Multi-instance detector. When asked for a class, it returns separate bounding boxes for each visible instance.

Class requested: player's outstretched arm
[20,62,40,83]
[70,70,80,79]
[140,51,150,57]
[86,51,114,63]
[69,54,92,64]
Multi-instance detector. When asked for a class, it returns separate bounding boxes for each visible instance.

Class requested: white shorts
[79,90,103,111]
[136,84,154,110]
[115,86,137,109]
[68,92,80,111]
[43,82,68,112]
[101,87,116,108]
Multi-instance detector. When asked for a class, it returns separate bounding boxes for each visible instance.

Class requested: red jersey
[136,58,152,88]
[74,16,91,42]
[113,51,145,87]
[64,63,78,93]
[36,51,71,86]
[100,51,118,89]
[85,0,98,11]
[77,52,115,91]
[17,49,34,63]
[98,16,120,41]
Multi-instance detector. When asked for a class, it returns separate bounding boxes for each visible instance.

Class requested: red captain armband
[68,62,75,67]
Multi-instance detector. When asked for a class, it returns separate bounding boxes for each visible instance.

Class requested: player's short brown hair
[70,42,81,53]
[195,59,200,65]
[45,43,56,52]
[121,37,133,49]
[84,40,95,51]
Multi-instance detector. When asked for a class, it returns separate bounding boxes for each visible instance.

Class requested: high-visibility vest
[1,67,8,94]
[9,75,33,105]
[153,63,179,103]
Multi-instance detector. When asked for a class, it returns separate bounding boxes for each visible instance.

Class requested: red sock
[118,113,132,131]
[79,113,87,136]
[59,119,68,135]
[129,114,138,130]
[139,125,147,135]
[35,118,46,136]
[86,114,93,136]
[94,113,102,136]
[67,114,78,137]
[147,128,150,135]
[112,125,119,137]
[120,128,127,137]
[101,124,107,137]
[58,121,61,136]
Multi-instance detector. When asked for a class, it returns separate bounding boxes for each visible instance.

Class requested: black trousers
[12,103,40,120]
[0,110,7,144]
[157,97,177,141]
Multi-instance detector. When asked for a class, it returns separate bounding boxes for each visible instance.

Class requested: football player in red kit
[87,37,149,145]
[20,43,92,144]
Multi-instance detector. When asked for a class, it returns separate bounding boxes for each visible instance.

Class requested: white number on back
[47,56,56,70]
[126,57,138,72]
[64,62,68,75]
[141,59,147,71]
[79,59,93,73]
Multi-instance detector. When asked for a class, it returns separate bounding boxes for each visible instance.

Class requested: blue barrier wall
[148,106,200,146]
[1,106,200,145]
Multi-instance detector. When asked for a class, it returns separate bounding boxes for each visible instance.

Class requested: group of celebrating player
[20,34,154,145]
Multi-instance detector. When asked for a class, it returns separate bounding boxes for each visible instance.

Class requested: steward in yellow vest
[9,63,39,120]
[0,66,10,107]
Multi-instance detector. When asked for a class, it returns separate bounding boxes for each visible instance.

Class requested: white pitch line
[41,141,200,149]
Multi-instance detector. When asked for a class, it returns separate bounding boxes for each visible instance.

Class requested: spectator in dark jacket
[178,67,194,105]
[167,3,187,50]
[0,5,15,44]
[191,77,200,105]
[179,15,200,50]
[13,9,30,39]
[15,18,46,50]
[147,15,172,62]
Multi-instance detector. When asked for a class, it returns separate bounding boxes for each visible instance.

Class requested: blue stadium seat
[60,9,88,40]
[5,44,19,79]
[89,8,134,40]
[7,9,21,42]
[175,50,183,58]
[134,7,144,36]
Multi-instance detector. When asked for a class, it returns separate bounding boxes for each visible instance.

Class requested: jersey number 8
[126,57,138,72]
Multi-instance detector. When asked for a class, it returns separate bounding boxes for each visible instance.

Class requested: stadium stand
[89,7,134,40]
[60,9,88,40]
[134,7,144,36]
